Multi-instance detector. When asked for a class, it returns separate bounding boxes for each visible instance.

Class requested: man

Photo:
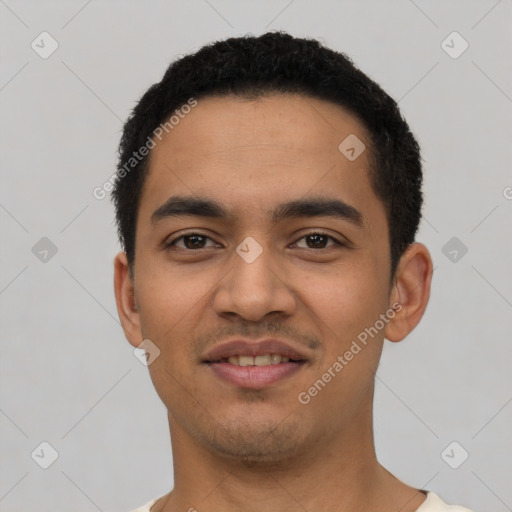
[112,31,473,511]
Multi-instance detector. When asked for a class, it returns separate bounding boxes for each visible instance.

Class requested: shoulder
[418,492,473,512]
[127,497,158,512]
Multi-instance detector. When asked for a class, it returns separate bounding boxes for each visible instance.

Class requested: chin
[201,415,309,465]
[209,440,307,468]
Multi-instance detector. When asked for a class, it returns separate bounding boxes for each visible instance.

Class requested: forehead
[140,93,385,232]
[151,93,368,166]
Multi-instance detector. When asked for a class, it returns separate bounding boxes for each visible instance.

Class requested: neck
[155,387,426,512]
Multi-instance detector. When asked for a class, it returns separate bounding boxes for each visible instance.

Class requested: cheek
[135,267,210,411]
[296,270,385,418]
[134,260,228,385]
[136,261,211,338]
[297,257,387,341]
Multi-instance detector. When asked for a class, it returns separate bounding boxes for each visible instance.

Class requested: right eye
[164,233,219,251]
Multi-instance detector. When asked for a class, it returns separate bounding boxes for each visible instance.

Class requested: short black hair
[112,31,422,279]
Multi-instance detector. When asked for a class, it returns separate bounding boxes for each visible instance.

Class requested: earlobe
[384,242,433,343]
[113,252,143,347]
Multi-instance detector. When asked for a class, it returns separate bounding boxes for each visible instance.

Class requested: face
[120,94,399,463]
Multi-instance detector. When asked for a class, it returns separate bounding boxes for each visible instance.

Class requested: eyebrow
[151,195,364,227]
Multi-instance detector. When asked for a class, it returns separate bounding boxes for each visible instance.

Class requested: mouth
[202,339,309,389]
[211,354,300,366]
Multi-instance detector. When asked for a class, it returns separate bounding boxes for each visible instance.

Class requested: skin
[114,93,433,512]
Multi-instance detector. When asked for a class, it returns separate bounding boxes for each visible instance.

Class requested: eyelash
[164,231,346,251]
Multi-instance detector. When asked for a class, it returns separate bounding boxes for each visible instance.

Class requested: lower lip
[206,361,304,389]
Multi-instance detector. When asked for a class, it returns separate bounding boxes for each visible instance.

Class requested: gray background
[1,1,511,511]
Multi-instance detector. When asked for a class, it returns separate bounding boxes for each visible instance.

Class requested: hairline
[127,90,395,282]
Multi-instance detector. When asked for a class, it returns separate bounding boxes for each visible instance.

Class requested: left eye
[293,233,340,249]
[165,232,341,251]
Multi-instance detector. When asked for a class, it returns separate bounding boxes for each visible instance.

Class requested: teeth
[254,355,271,366]
[239,355,254,366]
[225,354,293,366]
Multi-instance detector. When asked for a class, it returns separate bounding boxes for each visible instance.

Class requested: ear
[113,252,143,348]
[384,242,433,342]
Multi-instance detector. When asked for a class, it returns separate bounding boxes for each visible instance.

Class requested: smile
[202,338,310,389]
[217,354,293,366]
[206,358,306,389]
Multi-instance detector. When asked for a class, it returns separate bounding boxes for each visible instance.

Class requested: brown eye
[182,234,207,249]
[306,234,329,248]
[294,233,340,249]
[166,233,217,250]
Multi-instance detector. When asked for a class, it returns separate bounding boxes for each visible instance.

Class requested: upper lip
[202,338,310,362]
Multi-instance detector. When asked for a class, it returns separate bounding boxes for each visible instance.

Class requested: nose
[212,240,297,322]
